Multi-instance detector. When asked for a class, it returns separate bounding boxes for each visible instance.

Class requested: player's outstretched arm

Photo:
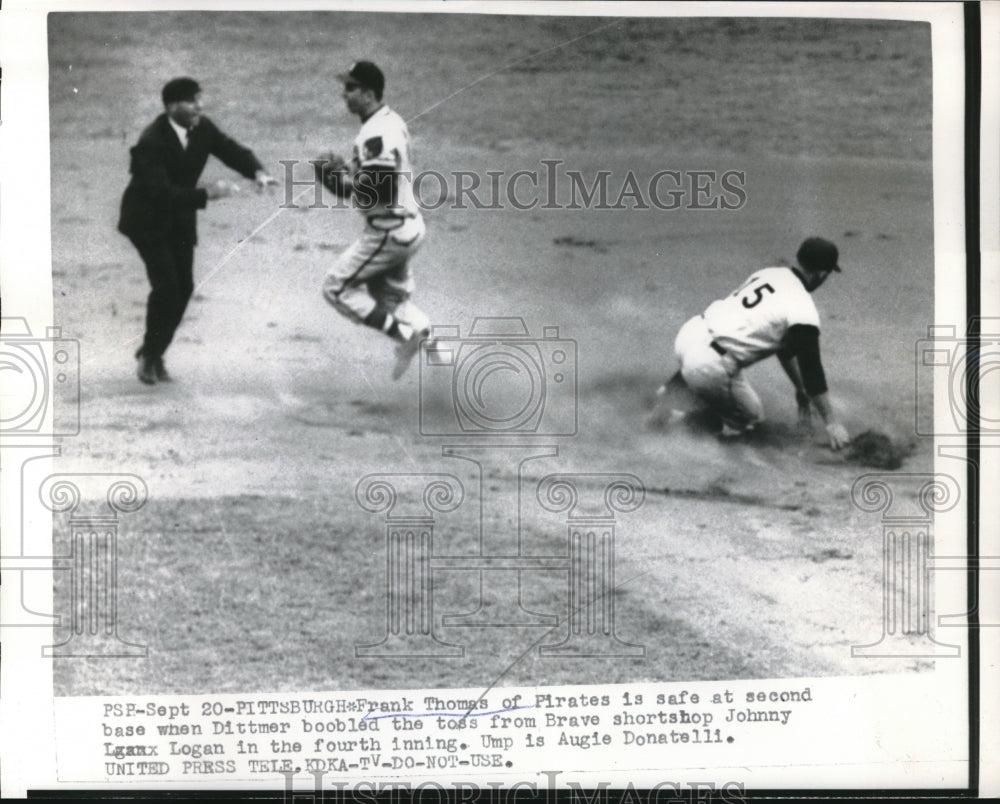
[783,325,849,449]
[778,351,811,429]
[810,392,850,450]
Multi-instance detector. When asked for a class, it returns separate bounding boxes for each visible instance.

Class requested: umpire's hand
[205,178,240,199]
[255,169,279,193]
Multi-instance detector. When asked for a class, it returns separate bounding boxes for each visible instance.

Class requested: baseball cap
[162,77,201,105]
[338,61,385,96]
[797,237,842,273]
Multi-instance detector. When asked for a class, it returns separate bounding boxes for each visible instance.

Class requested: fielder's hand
[824,421,850,451]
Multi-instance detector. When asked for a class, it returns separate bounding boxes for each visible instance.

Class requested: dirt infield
[46,11,935,695]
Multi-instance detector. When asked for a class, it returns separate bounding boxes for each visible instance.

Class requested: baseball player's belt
[700,315,730,357]
[366,212,416,231]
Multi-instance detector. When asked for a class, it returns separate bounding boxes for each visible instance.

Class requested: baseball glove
[314,152,351,197]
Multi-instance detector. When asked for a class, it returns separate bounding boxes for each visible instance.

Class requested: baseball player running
[317,60,433,380]
[666,237,850,450]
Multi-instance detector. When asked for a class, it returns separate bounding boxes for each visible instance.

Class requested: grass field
[45,10,936,696]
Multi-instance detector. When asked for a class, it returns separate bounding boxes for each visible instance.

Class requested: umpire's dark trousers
[129,235,195,362]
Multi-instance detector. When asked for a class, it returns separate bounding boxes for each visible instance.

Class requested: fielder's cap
[162,77,201,105]
[797,237,842,273]
[339,61,385,96]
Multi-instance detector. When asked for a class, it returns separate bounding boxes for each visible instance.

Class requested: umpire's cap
[339,61,385,98]
[162,77,201,105]
[797,237,842,273]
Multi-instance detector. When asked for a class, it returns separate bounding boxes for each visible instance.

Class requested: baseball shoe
[666,409,688,426]
[392,328,430,381]
[423,335,443,362]
[719,423,742,439]
[137,356,157,385]
[718,421,756,441]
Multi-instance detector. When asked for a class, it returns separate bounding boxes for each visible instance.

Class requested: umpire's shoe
[153,358,171,382]
[137,355,157,385]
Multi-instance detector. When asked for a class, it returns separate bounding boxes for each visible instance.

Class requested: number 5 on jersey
[740,281,775,309]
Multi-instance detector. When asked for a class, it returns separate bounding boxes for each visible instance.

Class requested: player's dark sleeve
[204,118,264,179]
[352,164,399,210]
[784,324,828,397]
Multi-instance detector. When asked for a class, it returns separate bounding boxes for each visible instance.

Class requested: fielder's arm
[783,325,850,449]
[777,350,810,406]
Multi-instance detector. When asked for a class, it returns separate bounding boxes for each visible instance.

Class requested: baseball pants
[322,216,429,336]
[674,315,764,430]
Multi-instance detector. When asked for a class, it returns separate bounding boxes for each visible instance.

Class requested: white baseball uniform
[322,105,429,338]
[674,266,821,429]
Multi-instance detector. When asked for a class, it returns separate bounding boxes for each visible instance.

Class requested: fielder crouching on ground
[315,60,435,381]
[666,237,850,450]
[118,77,277,385]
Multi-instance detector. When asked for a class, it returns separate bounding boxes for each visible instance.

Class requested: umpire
[118,77,276,385]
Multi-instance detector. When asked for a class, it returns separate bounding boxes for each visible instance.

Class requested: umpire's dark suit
[118,113,263,364]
